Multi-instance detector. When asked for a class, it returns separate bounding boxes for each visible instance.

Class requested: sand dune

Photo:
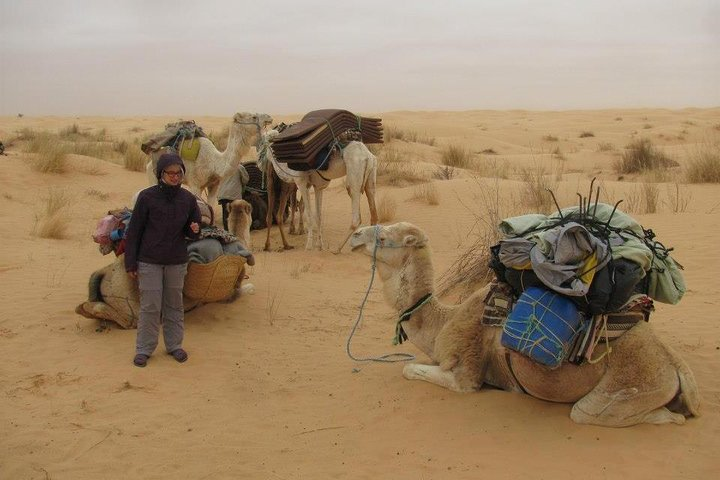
[1,108,719,479]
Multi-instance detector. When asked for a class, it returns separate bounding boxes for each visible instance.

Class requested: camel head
[231,112,273,148]
[350,222,429,267]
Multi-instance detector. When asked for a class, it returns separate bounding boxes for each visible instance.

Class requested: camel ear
[403,233,427,247]
[243,203,252,215]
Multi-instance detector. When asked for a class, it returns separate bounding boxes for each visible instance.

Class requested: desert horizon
[1,106,719,478]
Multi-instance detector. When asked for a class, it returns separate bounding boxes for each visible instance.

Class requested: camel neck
[224,123,254,164]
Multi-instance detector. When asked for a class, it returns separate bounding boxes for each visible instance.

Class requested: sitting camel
[268,136,378,252]
[146,112,273,209]
[76,199,255,329]
[349,222,700,427]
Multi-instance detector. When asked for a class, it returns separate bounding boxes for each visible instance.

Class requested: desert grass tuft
[579,131,595,138]
[596,142,615,152]
[437,177,505,299]
[441,145,473,169]
[35,188,74,239]
[124,146,148,172]
[376,195,397,223]
[615,138,677,174]
[665,183,692,213]
[411,182,440,205]
[542,134,559,142]
[518,162,557,214]
[385,125,436,146]
[433,165,456,180]
[85,189,110,201]
[686,141,720,183]
[27,132,68,173]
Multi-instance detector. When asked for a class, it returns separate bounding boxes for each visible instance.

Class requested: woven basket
[184,255,247,303]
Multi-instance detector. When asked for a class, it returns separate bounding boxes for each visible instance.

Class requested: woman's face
[162,166,184,186]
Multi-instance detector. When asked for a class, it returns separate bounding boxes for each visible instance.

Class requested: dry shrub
[384,125,435,146]
[518,162,557,214]
[129,126,144,133]
[665,183,692,213]
[579,131,595,138]
[124,146,148,172]
[114,140,129,155]
[441,145,473,169]
[615,138,677,174]
[35,188,73,239]
[433,165,456,180]
[437,177,505,298]
[377,156,427,187]
[643,124,653,129]
[71,141,115,160]
[85,189,110,201]
[376,195,397,223]
[542,134,559,142]
[625,181,660,214]
[411,182,439,205]
[381,146,405,163]
[27,132,68,173]
[686,141,720,183]
[58,123,82,139]
[596,142,615,152]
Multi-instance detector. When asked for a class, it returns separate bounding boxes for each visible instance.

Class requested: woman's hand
[190,222,200,234]
[128,271,138,280]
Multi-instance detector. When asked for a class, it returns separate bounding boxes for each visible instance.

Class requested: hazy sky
[1,0,718,115]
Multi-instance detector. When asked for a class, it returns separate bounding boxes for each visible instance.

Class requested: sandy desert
[1,108,719,479]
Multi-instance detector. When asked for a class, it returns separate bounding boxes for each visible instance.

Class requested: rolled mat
[272,109,383,165]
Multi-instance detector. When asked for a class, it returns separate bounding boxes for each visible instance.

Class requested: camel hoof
[283,245,295,251]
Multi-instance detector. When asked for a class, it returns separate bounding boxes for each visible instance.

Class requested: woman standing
[124,153,201,368]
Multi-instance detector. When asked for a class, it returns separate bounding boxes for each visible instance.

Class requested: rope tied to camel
[346,225,416,363]
[393,293,433,345]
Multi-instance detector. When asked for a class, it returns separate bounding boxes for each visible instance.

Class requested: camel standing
[266,139,378,252]
[349,222,700,427]
[147,112,272,209]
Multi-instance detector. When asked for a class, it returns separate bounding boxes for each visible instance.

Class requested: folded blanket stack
[271,109,383,168]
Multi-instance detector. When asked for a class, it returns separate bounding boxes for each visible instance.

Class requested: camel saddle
[482,280,652,366]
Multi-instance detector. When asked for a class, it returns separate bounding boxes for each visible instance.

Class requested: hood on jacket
[156,153,186,181]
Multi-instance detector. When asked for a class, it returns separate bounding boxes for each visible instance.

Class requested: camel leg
[295,182,316,250]
[264,177,276,251]
[334,187,362,254]
[402,364,473,393]
[297,196,305,235]
[75,302,136,329]
[274,185,293,250]
[288,190,297,235]
[365,171,378,225]
[312,187,324,250]
[567,324,689,427]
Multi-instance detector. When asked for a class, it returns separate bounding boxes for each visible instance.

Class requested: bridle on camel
[345,225,425,363]
[234,116,268,150]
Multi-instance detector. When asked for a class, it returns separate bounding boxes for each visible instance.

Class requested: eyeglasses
[163,170,184,178]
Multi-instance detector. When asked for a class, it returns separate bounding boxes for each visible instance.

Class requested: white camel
[349,222,701,427]
[266,135,378,252]
[146,112,273,208]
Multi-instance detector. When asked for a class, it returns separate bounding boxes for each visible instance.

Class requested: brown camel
[349,222,701,427]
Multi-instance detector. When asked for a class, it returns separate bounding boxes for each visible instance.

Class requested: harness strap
[393,293,433,345]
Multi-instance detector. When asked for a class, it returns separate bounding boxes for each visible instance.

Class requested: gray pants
[136,262,187,356]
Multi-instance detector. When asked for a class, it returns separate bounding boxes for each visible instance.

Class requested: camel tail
[669,346,701,417]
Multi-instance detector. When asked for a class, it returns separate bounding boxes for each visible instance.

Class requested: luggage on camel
[271,109,383,168]
[501,287,587,368]
[488,187,685,368]
[140,120,207,162]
